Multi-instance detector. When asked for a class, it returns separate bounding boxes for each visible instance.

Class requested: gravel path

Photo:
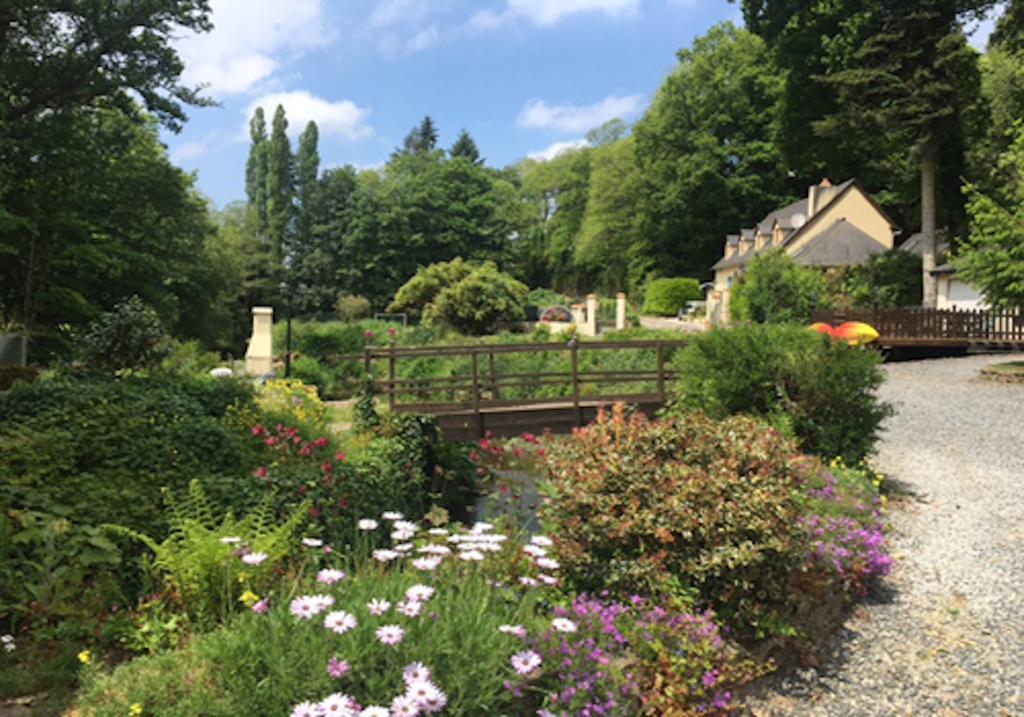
[749,352,1024,717]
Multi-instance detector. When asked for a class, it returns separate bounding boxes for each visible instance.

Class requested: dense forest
[1,1,1022,356]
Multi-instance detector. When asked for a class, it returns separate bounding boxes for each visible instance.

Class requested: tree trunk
[920,142,938,308]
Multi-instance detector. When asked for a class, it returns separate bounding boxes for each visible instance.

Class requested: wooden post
[363,345,372,375]
[488,351,500,400]
[388,343,397,412]
[571,343,582,428]
[471,351,483,438]
[656,342,666,404]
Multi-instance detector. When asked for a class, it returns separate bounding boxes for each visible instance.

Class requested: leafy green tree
[730,250,831,324]
[633,23,791,280]
[574,137,644,291]
[840,251,923,309]
[450,130,482,164]
[294,166,359,314]
[398,115,440,156]
[956,122,1024,310]
[266,104,294,272]
[76,296,169,373]
[387,258,475,317]
[584,118,628,147]
[422,262,529,335]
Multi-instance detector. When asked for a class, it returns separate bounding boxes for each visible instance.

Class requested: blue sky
[165,0,1000,208]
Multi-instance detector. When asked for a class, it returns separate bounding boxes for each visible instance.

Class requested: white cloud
[176,0,328,96]
[517,95,644,133]
[169,139,211,165]
[527,138,590,161]
[367,0,432,29]
[471,0,640,29]
[244,91,373,141]
[405,25,441,53]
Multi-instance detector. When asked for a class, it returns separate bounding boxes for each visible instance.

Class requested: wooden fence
[811,307,1024,347]
[327,340,689,439]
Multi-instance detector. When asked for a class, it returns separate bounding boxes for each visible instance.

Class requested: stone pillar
[571,303,585,327]
[245,306,274,376]
[615,292,627,330]
[585,294,599,337]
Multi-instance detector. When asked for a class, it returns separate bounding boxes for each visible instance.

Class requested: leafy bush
[642,277,702,316]
[290,355,333,396]
[157,340,224,377]
[669,324,892,462]
[0,365,38,391]
[730,250,831,323]
[334,294,372,321]
[387,257,474,317]
[424,262,529,335]
[76,296,170,373]
[109,480,308,635]
[838,250,922,309]
[541,405,810,635]
[0,376,258,536]
[75,522,544,716]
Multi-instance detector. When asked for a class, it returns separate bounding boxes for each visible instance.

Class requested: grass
[986,360,1024,375]
[0,640,81,715]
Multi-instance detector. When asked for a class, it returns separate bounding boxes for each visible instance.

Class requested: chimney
[808,185,818,219]
[810,177,833,219]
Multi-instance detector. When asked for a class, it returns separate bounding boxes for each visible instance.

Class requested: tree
[633,23,792,280]
[387,258,475,317]
[266,104,294,273]
[585,118,628,147]
[293,120,321,276]
[397,115,440,156]
[450,129,482,164]
[294,165,358,314]
[730,250,831,323]
[956,122,1024,310]
[245,108,270,235]
[419,261,529,335]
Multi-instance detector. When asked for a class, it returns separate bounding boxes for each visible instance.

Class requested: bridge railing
[326,340,690,422]
[811,307,1024,345]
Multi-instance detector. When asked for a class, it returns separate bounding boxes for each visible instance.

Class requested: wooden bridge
[332,340,689,441]
[812,307,1024,350]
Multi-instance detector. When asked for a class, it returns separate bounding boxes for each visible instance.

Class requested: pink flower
[375,624,404,646]
[241,552,268,566]
[324,610,357,635]
[327,656,350,678]
[319,692,357,716]
[290,702,319,717]
[511,650,542,675]
[396,600,422,617]
[389,695,418,717]
[498,624,526,638]
[412,556,442,571]
[551,618,577,633]
[317,568,346,585]
[366,599,391,616]
[364,329,374,340]
[255,466,267,478]
[251,598,269,614]
[405,585,435,602]
[403,662,431,685]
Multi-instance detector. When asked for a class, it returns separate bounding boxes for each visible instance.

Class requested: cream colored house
[707,179,897,325]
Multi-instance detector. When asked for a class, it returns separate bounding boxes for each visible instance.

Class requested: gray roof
[899,232,950,257]
[757,198,809,234]
[789,219,889,267]
[711,243,756,270]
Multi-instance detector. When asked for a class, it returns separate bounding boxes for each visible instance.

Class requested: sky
[164,0,1001,209]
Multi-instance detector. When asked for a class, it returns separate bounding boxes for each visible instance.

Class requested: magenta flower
[376,624,405,646]
[510,650,542,675]
[327,656,350,678]
[251,598,269,614]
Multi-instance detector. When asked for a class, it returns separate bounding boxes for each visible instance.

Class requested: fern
[107,480,309,631]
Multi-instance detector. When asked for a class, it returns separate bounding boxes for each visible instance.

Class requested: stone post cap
[586,293,597,300]
[616,292,626,299]
[252,306,274,316]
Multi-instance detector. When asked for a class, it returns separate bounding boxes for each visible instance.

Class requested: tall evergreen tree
[266,104,294,274]
[245,107,269,235]
[295,120,320,247]
[417,115,439,152]
[450,129,482,164]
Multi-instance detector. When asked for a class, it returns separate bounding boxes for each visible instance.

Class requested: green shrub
[387,257,474,317]
[157,340,224,377]
[334,294,372,321]
[0,376,257,536]
[730,250,831,323]
[291,355,332,395]
[76,296,170,373]
[642,278,702,316]
[541,405,809,635]
[424,262,529,335]
[0,365,38,391]
[669,324,891,462]
[838,250,923,309]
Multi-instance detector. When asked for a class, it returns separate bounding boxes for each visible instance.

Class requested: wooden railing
[811,307,1024,345]
[327,340,689,428]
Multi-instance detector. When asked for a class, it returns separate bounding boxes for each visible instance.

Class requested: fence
[811,307,1024,346]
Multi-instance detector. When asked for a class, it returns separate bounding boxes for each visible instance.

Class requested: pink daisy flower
[251,598,269,614]
[375,624,405,646]
[403,662,431,685]
[420,690,448,714]
[405,585,435,602]
[389,695,418,717]
[381,511,404,521]
[498,624,527,638]
[327,656,350,678]
[241,552,268,566]
[412,556,442,572]
[538,573,559,586]
[319,692,356,716]
[359,708,389,717]
[366,598,391,616]
[317,568,346,585]
[530,535,553,547]
[511,650,542,675]
[358,518,379,531]
[302,537,324,548]
[372,549,399,562]
[552,618,577,633]
[523,544,547,557]
[535,557,560,571]
[324,610,358,634]
[458,549,484,561]
[518,576,539,587]
[290,701,320,717]
[405,679,443,708]
[396,600,422,617]
[290,596,317,620]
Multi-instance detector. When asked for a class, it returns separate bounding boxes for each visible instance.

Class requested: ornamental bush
[730,250,831,323]
[422,262,529,335]
[642,277,702,316]
[669,323,892,462]
[541,405,810,635]
[76,296,170,373]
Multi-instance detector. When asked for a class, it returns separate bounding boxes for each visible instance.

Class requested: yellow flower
[77,649,92,665]
[239,590,260,607]
[129,703,143,716]
[237,572,247,584]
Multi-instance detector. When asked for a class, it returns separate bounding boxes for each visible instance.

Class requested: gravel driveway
[749,352,1024,717]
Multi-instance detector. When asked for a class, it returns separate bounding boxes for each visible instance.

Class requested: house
[707,178,897,325]
[899,234,986,310]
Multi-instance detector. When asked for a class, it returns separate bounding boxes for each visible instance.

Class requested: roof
[711,243,756,270]
[789,219,889,267]
[757,198,809,234]
[899,232,950,257]
[931,263,956,275]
